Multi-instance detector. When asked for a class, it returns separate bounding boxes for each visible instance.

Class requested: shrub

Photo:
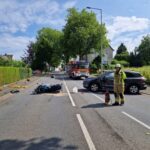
[0,67,32,86]
[111,59,129,67]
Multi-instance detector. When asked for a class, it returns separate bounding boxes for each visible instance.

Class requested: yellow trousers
[114,84,125,103]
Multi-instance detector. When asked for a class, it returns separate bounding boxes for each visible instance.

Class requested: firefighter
[113,64,126,106]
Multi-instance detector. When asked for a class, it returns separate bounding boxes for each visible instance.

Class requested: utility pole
[86,6,103,72]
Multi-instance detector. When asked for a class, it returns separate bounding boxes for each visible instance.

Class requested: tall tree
[63,8,108,62]
[115,43,129,62]
[116,43,127,54]
[136,35,150,65]
[35,28,63,70]
[22,42,36,67]
[129,47,143,67]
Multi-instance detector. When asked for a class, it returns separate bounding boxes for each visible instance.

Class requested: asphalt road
[0,73,150,150]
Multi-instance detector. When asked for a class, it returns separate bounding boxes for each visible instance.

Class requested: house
[0,54,13,60]
[86,45,114,64]
[68,45,114,64]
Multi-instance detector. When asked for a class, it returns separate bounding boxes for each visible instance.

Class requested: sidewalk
[0,76,39,97]
[141,85,150,95]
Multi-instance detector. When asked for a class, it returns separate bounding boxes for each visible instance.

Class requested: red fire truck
[66,61,90,79]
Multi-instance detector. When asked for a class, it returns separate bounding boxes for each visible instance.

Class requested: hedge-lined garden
[0,67,32,86]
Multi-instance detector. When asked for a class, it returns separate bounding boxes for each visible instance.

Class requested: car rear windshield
[125,72,142,77]
[72,62,89,69]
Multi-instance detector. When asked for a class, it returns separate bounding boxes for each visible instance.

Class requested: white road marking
[63,80,76,107]
[122,111,150,130]
[76,114,96,150]
[72,81,105,103]
[92,93,105,103]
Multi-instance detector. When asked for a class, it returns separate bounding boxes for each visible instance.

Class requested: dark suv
[83,70,147,94]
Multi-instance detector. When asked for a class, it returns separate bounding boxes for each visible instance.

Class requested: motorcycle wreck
[33,83,62,94]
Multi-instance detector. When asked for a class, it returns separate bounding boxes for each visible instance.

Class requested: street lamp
[86,6,103,72]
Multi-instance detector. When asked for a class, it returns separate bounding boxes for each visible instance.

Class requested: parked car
[83,70,147,94]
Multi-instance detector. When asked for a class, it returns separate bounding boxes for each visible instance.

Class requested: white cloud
[0,0,65,33]
[105,16,150,53]
[110,34,145,52]
[63,0,77,9]
[0,34,35,60]
[107,16,150,40]
[0,0,78,60]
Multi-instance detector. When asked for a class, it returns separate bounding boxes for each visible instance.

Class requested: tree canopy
[116,43,127,54]
[23,8,109,70]
[63,8,108,61]
[136,35,150,65]
[114,43,129,62]
[22,42,36,68]
[23,28,63,70]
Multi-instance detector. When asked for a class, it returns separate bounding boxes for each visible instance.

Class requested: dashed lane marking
[63,80,76,107]
[76,114,96,150]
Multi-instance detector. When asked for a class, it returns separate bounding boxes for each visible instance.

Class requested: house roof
[108,45,115,51]
[0,54,13,60]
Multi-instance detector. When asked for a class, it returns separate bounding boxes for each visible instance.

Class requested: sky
[0,0,150,60]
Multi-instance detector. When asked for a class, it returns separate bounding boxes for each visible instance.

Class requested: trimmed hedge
[0,67,32,86]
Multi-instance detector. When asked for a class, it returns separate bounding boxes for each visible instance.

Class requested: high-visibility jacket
[114,70,126,93]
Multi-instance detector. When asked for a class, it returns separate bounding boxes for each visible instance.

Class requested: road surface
[0,73,150,150]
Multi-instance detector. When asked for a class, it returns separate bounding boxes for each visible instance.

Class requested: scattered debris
[9,85,27,89]
[73,87,78,93]
[146,132,150,135]
[51,74,55,78]
[10,89,20,94]
[27,78,30,82]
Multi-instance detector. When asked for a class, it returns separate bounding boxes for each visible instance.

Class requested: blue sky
[0,0,150,59]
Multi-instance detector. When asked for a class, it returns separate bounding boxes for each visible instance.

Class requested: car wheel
[89,83,99,92]
[128,85,139,94]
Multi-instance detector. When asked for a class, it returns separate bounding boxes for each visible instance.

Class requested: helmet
[115,64,121,68]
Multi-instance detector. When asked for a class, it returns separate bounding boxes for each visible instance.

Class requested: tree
[116,43,127,54]
[128,47,143,67]
[22,42,36,67]
[38,28,63,69]
[63,8,108,62]
[25,28,63,70]
[90,55,101,72]
[136,35,150,65]
[115,43,129,62]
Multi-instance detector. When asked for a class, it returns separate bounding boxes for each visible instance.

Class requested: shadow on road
[0,137,78,150]
[82,103,113,108]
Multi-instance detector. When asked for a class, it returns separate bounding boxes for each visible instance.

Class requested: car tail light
[139,77,146,83]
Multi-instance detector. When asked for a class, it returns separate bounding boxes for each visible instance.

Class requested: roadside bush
[89,63,98,73]
[111,59,129,67]
[0,59,26,67]
[0,67,32,86]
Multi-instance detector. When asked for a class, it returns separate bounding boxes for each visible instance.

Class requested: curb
[0,76,39,97]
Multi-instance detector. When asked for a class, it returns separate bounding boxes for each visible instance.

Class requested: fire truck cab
[66,61,89,79]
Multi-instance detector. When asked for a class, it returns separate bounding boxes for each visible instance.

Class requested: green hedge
[0,67,32,86]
